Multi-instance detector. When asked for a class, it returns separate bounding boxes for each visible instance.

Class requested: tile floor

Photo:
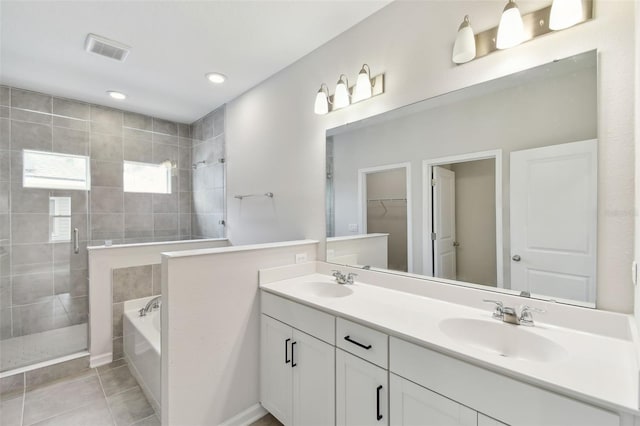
[0,359,158,426]
[1,324,88,371]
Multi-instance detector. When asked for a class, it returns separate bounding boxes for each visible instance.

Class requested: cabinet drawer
[390,337,619,426]
[261,291,335,344]
[337,318,388,368]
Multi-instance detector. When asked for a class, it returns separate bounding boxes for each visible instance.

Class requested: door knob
[453,241,460,247]
[512,255,521,262]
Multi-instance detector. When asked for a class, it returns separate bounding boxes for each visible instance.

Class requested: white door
[260,315,293,425]
[390,374,476,426]
[336,349,388,426]
[433,166,457,280]
[292,329,335,426]
[510,140,597,303]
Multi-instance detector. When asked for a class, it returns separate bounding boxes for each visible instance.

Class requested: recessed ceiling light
[107,90,127,100]
[205,72,226,84]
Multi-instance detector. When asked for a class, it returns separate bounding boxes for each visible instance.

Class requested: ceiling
[0,0,391,123]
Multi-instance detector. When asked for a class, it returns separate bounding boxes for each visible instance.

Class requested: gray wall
[190,107,226,239]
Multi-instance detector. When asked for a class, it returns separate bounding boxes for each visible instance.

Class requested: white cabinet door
[390,374,476,426]
[292,329,335,426]
[261,315,293,425]
[336,349,388,426]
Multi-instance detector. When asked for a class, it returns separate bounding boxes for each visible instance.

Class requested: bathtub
[123,297,161,413]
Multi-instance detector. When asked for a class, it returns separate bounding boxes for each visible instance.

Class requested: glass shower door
[0,150,90,372]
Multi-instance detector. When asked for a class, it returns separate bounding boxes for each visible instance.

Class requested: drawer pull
[376,385,383,421]
[285,338,291,364]
[344,335,372,350]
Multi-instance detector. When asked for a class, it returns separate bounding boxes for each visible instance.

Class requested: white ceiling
[0,0,391,123]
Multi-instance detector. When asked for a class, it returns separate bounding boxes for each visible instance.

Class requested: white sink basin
[296,281,353,298]
[439,318,568,363]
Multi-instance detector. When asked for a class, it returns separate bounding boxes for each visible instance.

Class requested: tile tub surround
[190,105,225,239]
[88,238,230,367]
[0,357,158,426]
[112,265,159,360]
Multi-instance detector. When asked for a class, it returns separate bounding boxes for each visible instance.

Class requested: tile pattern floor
[0,359,158,426]
[1,324,88,371]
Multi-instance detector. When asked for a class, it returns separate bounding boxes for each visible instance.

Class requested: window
[23,150,90,190]
[123,161,172,194]
[50,197,71,242]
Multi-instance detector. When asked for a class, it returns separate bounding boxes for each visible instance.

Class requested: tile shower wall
[0,86,92,344]
[0,85,192,344]
[190,106,225,238]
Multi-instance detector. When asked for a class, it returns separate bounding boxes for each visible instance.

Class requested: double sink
[296,279,566,363]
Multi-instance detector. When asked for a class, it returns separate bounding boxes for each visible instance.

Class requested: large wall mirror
[326,50,598,308]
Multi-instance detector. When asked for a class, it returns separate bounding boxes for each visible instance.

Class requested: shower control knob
[512,255,521,262]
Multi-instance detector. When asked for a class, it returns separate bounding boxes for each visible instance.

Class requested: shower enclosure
[1,86,226,373]
[1,115,91,372]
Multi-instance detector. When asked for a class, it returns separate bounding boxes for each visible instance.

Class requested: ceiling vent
[84,33,130,62]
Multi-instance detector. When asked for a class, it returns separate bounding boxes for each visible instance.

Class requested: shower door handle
[73,228,79,254]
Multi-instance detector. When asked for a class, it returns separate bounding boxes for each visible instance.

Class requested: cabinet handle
[291,341,297,367]
[285,338,291,364]
[376,385,383,421]
[344,335,372,350]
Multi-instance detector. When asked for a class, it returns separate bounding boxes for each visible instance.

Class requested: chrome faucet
[139,296,161,317]
[332,270,357,285]
[483,300,545,326]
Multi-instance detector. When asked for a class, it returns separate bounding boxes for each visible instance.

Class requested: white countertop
[260,273,640,414]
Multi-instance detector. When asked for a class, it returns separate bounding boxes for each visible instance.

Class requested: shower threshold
[0,324,88,373]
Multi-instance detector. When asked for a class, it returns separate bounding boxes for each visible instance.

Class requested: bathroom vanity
[259,267,639,426]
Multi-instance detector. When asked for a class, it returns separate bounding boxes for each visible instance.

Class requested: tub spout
[139,296,162,317]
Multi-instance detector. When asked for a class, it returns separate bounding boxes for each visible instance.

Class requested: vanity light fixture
[549,0,583,30]
[452,15,476,64]
[496,0,525,50]
[454,1,592,64]
[107,90,126,100]
[314,84,331,115]
[205,72,226,84]
[314,65,385,115]
[333,74,351,110]
[352,64,373,102]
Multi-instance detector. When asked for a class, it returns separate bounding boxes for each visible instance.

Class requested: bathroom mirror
[326,50,598,307]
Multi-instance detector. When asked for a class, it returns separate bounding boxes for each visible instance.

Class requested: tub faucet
[139,296,161,317]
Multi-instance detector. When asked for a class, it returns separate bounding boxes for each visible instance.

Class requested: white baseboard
[89,352,112,368]
[219,403,268,426]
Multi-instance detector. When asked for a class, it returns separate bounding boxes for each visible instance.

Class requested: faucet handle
[518,305,545,326]
[332,269,342,277]
[483,299,504,319]
[347,272,357,284]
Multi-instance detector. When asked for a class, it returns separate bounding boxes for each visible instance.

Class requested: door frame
[357,162,413,273]
[422,150,503,287]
